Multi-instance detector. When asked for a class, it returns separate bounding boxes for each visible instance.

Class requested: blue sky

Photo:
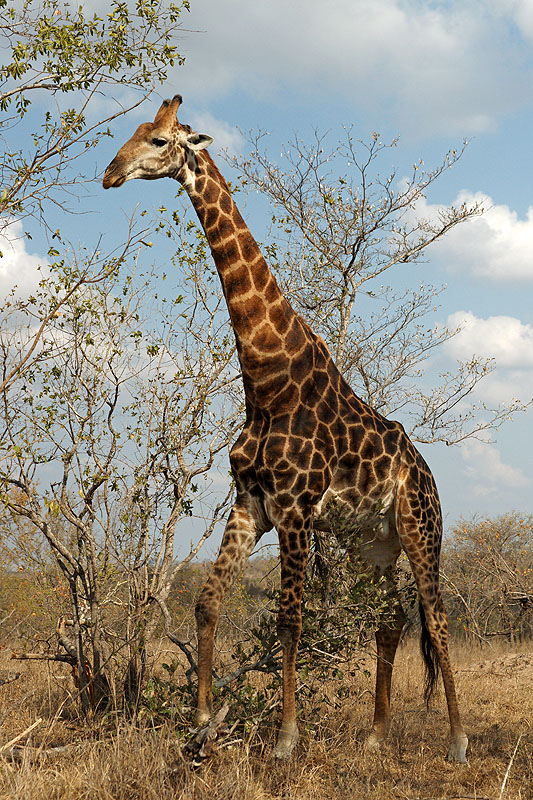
[2,0,532,545]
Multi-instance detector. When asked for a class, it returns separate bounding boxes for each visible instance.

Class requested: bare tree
[0,227,241,712]
[441,514,533,644]
[232,130,526,444]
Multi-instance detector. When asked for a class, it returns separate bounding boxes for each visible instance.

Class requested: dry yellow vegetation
[0,639,531,800]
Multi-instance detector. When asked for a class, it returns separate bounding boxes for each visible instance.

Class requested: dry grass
[0,640,531,800]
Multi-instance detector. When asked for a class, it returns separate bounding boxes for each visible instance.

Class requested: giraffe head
[102,94,213,189]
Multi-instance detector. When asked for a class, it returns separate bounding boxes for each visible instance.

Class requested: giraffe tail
[419,601,439,706]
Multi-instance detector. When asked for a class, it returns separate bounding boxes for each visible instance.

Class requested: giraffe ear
[186,133,213,151]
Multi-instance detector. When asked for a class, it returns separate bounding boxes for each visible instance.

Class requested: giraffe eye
[151,137,167,147]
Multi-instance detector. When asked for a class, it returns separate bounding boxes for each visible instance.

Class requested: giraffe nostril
[102,164,124,189]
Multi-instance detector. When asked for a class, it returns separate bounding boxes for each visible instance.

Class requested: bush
[441,513,533,644]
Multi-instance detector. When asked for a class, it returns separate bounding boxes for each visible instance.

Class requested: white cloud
[175,0,532,136]
[189,111,244,156]
[0,219,48,301]
[481,369,533,407]
[460,437,530,495]
[446,311,533,368]
[507,0,533,42]
[417,191,533,281]
[443,311,533,405]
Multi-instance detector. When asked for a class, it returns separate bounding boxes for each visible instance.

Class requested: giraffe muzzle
[102,162,126,189]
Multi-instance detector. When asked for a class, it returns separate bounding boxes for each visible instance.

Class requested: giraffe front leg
[195,598,218,725]
[195,502,261,726]
[274,613,300,759]
[273,514,310,760]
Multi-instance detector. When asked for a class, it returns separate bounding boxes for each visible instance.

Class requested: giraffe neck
[179,151,300,399]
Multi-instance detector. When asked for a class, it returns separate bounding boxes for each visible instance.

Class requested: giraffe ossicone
[103,95,468,764]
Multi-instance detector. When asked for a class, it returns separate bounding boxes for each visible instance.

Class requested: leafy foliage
[0,0,188,221]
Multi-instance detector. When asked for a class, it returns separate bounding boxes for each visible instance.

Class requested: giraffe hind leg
[399,515,468,763]
[417,589,469,763]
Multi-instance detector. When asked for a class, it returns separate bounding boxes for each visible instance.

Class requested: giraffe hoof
[447,734,469,764]
[273,724,299,760]
[365,732,384,754]
[195,709,211,727]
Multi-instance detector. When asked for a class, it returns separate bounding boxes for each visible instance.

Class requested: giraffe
[103,94,468,763]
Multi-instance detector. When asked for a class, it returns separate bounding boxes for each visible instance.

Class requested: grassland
[0,638,531,800]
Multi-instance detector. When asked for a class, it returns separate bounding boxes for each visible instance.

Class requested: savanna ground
[0,637,531,800]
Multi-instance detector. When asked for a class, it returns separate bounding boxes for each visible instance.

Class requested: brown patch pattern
[103,95,468,763]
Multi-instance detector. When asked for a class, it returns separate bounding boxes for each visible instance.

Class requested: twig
[0,672,20,687]
[0,717,43,755]
[3,742,81,763]
[164,632,198,675]
[214,645,282,689]
[11,652,74,664]
[155,596,198,675]
[498,734,523,800]
[0,609,15,626]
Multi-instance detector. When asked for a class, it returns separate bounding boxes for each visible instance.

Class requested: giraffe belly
[312,488,400,571]
[312,485,395,527]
